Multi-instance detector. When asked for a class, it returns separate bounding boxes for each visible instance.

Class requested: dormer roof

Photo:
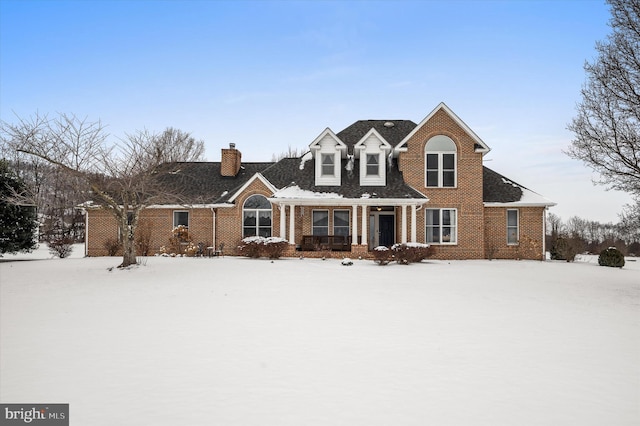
[308,127,348,155]
[337,120,417,150]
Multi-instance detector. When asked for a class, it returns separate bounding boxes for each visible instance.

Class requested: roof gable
[308,127,347,154]
[353,128,392,157]
[227,172,278,203]
[395,102,490,154]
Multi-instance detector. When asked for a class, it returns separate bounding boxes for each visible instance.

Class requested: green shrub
[550,237,578,262]
[598,247,625,268]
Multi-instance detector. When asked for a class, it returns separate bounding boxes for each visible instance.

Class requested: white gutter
[267,197,429,207]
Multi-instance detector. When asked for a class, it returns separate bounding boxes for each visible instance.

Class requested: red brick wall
[484,206,546,260]
[398,108,485,259]
[86,207,214,257]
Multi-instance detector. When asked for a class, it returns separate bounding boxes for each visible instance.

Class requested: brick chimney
[221,143,242,177]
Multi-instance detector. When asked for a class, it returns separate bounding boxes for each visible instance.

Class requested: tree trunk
[119,222,137,268]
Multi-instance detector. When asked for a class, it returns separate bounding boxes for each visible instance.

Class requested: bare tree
[567,0,640,197]
[1,113,204,267]
[618,198,640,242]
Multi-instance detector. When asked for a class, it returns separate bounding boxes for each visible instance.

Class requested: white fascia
[269,197,429,207]
[308,127,348,158]
[227,173,278,203]
[353,128,392,159]
[394,102,491,155]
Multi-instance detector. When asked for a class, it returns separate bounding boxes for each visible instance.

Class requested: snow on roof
[272,185,343,199]
[299,152,312,170]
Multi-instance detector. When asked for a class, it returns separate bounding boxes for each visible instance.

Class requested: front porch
[271,199,429,254]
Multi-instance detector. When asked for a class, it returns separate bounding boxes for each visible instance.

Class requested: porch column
[352,205,358,245]
[361,205,368,247]
[279,203,286,240]
[401,204,408,244]
[289,204,296,245]
[411,204,417,242]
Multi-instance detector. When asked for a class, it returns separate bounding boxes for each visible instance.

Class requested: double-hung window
[366,154,380,176]
[426,208,457,244]
[312,210,329,235]
[333,210,350,237]
[507,209,519,245]
[425,135,457,188]
[321,154,335,177]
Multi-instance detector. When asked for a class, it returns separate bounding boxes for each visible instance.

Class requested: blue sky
[0,0,632,223]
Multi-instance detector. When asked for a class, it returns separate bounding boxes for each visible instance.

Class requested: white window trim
[312,209,330,236]
[360,152,386,186]
[315,152,340,185]
[425,151,457,188]
[333,209,350,236]
[242,195,272,238]
[173,210,190,229]
[507,209,519,245]
[425,208,458,245]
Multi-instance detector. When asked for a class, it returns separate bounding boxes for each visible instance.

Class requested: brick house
[84,103,555,260]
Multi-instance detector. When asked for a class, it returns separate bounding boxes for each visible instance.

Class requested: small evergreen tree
[598,247,626,268]
[0,160,38,254]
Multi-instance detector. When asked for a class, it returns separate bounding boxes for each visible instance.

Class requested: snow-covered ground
[1,246,639,425]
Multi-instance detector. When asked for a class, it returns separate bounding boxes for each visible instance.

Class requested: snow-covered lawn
[1,247,639,425]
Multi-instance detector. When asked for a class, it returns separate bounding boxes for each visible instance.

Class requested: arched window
[243,195,272,237]
[425,135,457,188]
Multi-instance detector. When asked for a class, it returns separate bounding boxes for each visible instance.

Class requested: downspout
[211,207,216,250]
[542,207,547,261]
[83,208,88,257]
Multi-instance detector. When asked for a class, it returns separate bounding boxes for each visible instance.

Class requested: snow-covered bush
[166,225,193,256]
[373,243,434,265]
[372,246,393,265]
[392,243,434,264]
[598,247,625,268]
[238,236,289,259]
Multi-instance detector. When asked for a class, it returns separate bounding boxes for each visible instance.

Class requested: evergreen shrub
[550,237,578,262]
[598,247,625,268]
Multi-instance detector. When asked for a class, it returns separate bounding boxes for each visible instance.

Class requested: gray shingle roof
[262,156,427,200]
[483,166,523,203]
[336,120,417,148]
[155,116,533,206]
[156,162,273,204]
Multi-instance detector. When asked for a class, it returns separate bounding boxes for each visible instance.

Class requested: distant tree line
[547,203,640,260]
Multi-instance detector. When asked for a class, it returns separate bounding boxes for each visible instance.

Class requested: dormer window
[310,128,345,186]
[425,135,457,188]
[321,153,335,176]
[366,154,380,176]
[356,128,390,186]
